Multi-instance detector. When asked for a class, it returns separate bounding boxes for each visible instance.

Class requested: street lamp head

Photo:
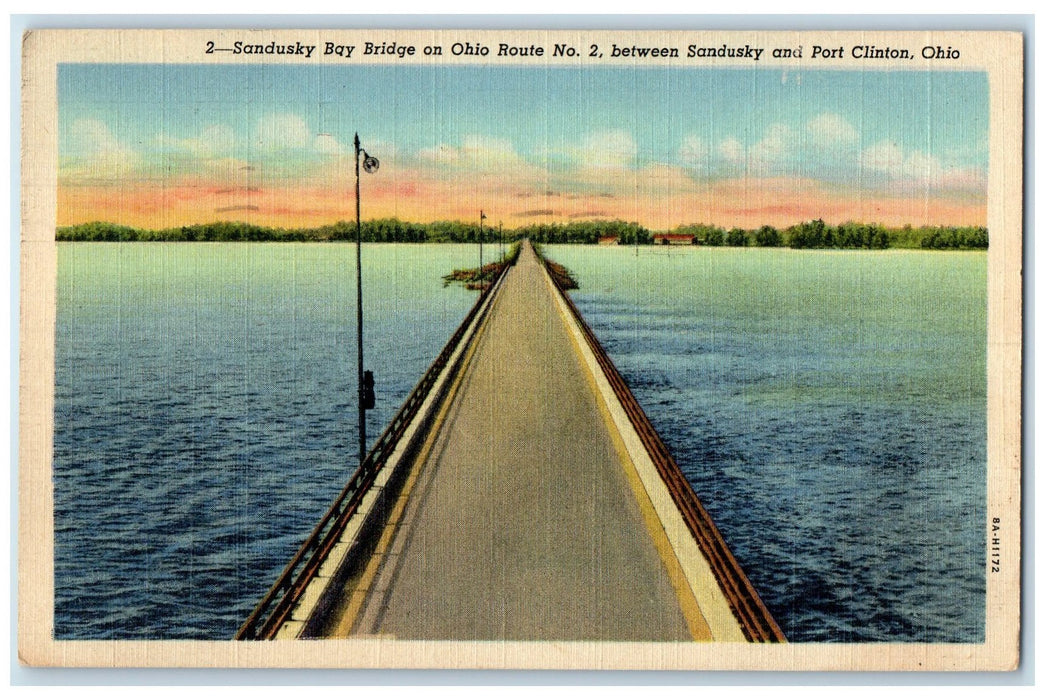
[362,153,380,174]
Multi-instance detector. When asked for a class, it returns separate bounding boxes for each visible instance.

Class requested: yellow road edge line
[330,277,505,638]
[543,267,713,642]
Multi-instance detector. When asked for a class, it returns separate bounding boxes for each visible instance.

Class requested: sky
[57,63,989,231]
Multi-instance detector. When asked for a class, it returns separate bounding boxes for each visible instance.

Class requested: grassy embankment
[442,241,580,292]
[530,243,579,290]
[442,241,523,290]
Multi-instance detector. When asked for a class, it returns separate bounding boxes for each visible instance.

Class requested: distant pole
[499,221,503,261]
[354,133,380,468]
[479,210,487,282]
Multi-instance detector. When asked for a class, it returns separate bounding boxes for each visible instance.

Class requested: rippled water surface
[547,244,987,642]
[55,242,986,642]
[54,243,479,639]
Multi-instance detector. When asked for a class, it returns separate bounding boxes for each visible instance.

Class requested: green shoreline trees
[56,218,988,250]
[672,220,987,250]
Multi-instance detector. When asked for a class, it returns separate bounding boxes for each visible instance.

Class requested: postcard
[19,27,1023,670]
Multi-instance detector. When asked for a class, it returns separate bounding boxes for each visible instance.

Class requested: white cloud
[807,113,858,147]
[255,113,312,151]
[249,114,352,161]
[417,134,525,170]
[462,135,524,166]
[68,119,122,154]
[198,124,236,156]
[935,166,987,190]
[63,119,139,178]
[717,137,745,164]
[862,140,918,180]
[416,143,457,164]
[678,135,710,169]
[748,123,793,169]
[577,129,636,169]
[861,140,985,191]
[161,124,236,158]
[314,132,345,155]
[708,124,794,176]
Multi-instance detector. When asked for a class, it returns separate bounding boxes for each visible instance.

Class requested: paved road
[329,242,702,641]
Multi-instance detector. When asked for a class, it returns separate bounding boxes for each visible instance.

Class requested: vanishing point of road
[239,240,783,644]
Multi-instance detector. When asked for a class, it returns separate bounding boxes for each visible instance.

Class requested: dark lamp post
[355,133,379,468]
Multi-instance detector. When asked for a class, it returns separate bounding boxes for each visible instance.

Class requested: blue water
[54,242,987,642]
[547,244,987,643]
[53,243,479,639]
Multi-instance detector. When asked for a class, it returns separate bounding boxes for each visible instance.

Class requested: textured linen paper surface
[19,27,1022,670]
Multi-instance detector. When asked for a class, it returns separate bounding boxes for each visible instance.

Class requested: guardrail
[235,261,510,641]
[540,251,786,643]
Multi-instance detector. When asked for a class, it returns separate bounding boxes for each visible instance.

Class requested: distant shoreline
[56,218,989,250]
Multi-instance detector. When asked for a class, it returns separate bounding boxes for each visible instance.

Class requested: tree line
[57,218,987,249]
[672,220,988,250]
[512,220,652,245]
[56,218,654,245]
[57,219,468,243]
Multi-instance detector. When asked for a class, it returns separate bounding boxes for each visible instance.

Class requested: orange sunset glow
[58,64,989,233]
[58,174,986,232]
